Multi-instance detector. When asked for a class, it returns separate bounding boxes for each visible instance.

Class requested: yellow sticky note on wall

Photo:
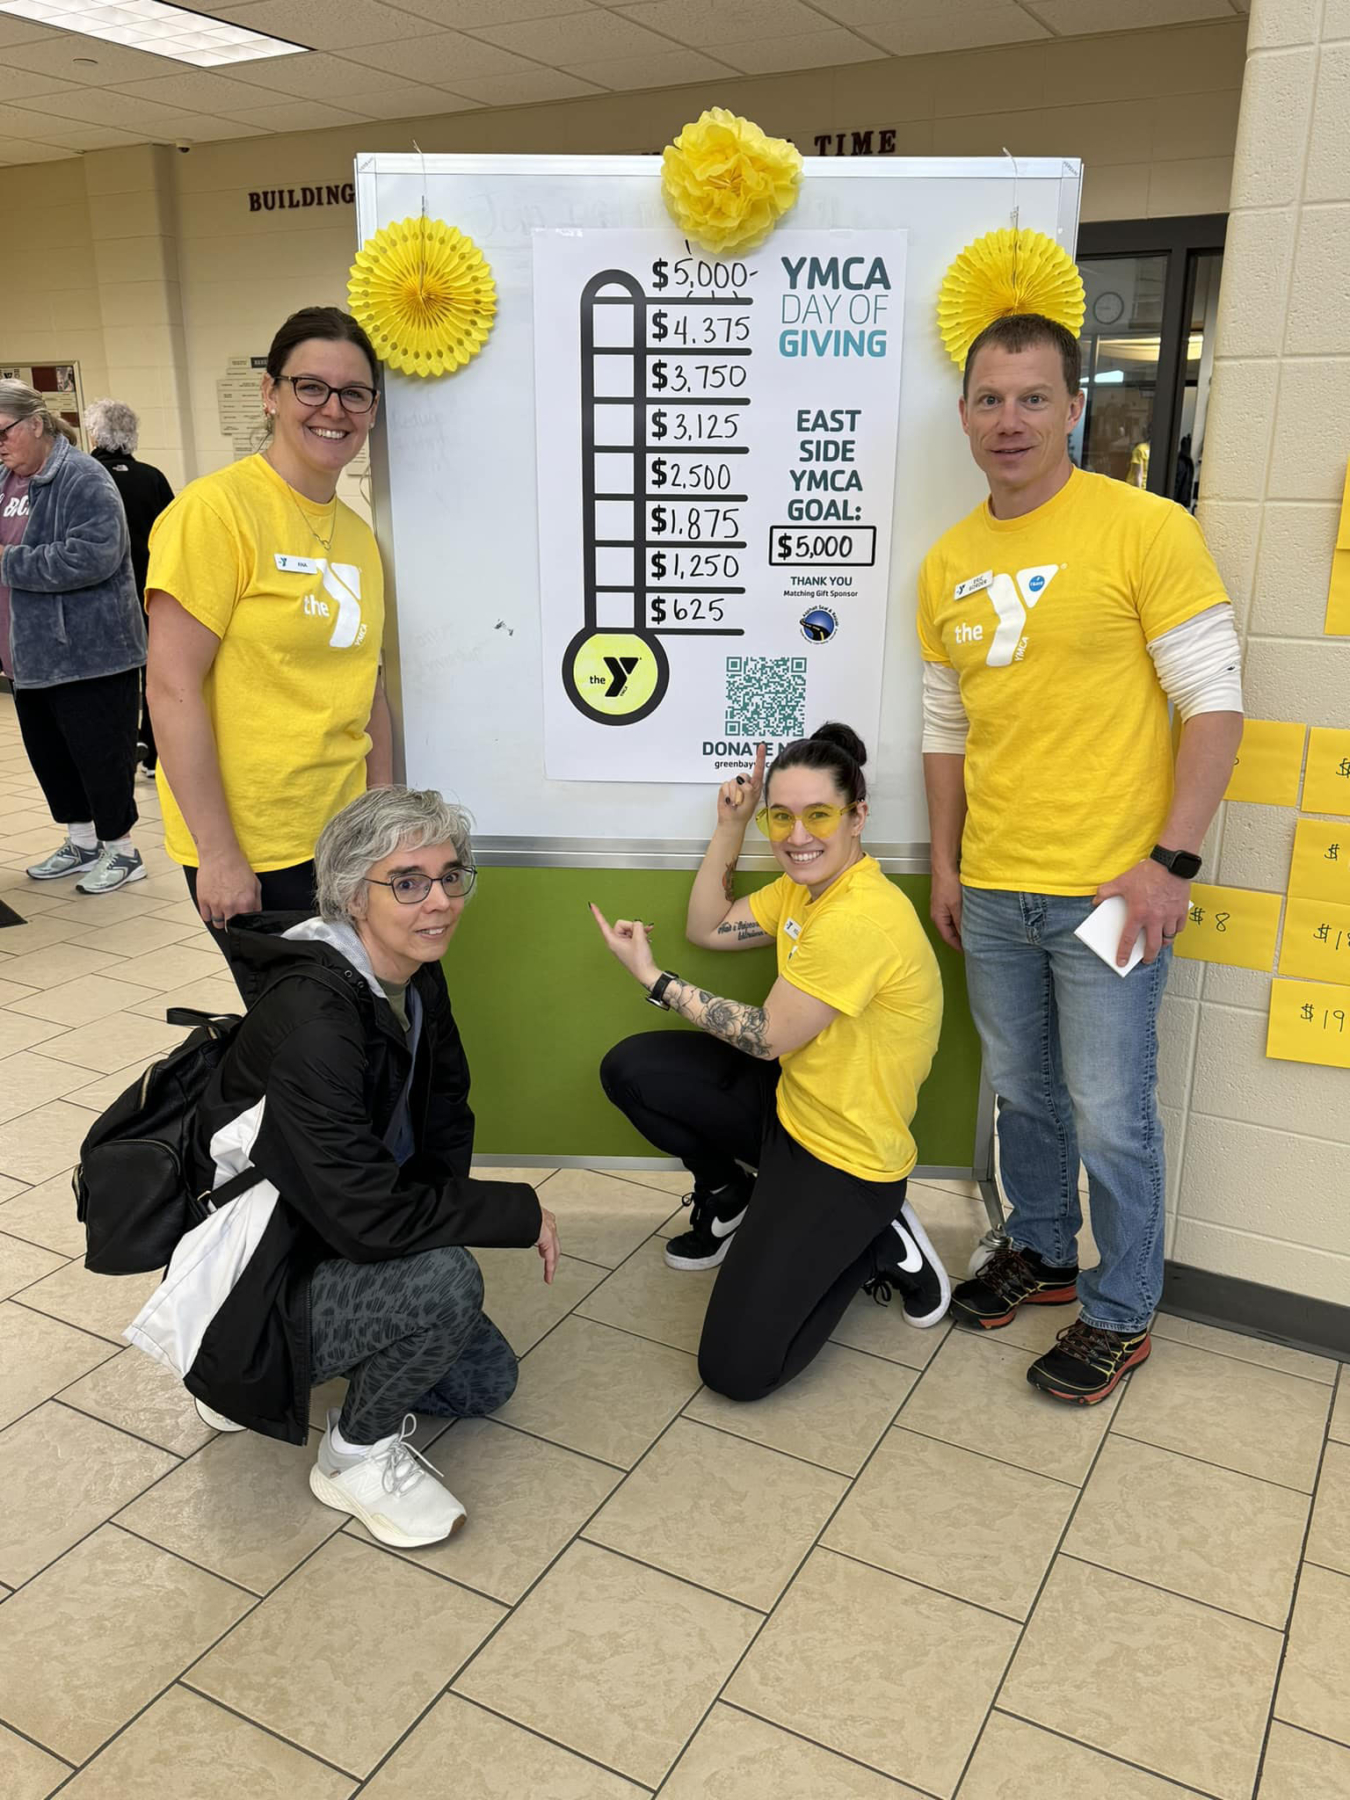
[1278,895,1350,982]
[1325,462,1350,636]
[1288,818,1350,907]
[1301,727,1350,816]
[1172,881,1282,972]
[1222,719,1306,807]
[1267,977,1350,1070]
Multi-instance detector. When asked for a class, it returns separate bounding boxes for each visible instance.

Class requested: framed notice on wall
[0,361,84,446]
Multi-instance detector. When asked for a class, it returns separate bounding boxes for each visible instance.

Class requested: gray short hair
[84,398,138,453]
[314,787,474,921]
[0,378,64,440]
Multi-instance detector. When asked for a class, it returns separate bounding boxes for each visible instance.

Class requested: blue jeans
[960,885,1171,1335]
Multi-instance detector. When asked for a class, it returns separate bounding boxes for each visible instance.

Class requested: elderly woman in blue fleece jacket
[0,378,147,894]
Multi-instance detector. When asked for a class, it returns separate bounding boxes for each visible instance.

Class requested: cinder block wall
[1178,0,1350,1307]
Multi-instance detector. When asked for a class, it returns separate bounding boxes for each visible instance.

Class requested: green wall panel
[442,866,982,1170]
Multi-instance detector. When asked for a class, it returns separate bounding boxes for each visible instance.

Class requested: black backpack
[73,1008,260,1275]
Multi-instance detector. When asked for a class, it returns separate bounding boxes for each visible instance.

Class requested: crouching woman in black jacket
[126,787,557,1549]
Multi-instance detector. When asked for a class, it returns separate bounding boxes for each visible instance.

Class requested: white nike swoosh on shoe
[889,1220,924,1273]
[710,1206,747,1239]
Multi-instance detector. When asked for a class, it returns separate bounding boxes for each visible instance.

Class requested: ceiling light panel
[0,0,307,66]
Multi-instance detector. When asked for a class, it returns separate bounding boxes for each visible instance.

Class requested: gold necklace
[263,447,339,554]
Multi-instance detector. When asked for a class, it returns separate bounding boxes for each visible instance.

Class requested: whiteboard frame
[356,152,1082,874]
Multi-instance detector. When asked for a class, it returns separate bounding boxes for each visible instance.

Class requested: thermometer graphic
[562,269,749,727]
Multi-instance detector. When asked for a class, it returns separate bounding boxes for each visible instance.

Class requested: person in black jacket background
[84,399,174,776]
[127,786,558,1550]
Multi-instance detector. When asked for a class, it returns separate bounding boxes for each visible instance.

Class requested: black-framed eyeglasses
[0,417,32,444]
[278,374,379,415]
[368,868,477,903]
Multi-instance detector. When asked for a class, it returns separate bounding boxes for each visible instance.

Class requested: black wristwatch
[646,971,682,1010]
[1150,844,1203,880]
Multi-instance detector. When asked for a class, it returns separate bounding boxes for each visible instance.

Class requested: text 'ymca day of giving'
[532,228,907,783]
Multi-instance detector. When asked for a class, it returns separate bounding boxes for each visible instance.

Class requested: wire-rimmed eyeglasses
[367,868,477,904]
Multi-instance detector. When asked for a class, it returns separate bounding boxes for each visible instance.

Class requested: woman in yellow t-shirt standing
[145,306,389,977]
[591,725,947,1402]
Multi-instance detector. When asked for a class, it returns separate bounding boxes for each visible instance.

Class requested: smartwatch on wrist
[1150,844,1203,880]
[646,971,682,1010]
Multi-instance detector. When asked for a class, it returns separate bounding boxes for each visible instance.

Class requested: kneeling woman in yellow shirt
[592,724,946,1402]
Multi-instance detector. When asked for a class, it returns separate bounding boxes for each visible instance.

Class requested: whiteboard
[356,154,1081,868]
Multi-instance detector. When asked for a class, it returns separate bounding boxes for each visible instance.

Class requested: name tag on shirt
[954,570,992,600]
[783,918,801,940]
[275,553,322,575]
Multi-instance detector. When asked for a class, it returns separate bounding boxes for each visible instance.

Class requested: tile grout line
[1107,1425,1321,1497]
[1055,1550,1291,1636]
[1248,1368,1342,1794]
[717,1695,948,1800]
[989,1705,1223,1799]
[173,1682,366,1784]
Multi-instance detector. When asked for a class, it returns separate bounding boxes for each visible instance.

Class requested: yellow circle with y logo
[563,628,669,726]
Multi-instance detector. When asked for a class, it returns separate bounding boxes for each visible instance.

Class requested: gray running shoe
[75,845,146,894]
[26,838,100,881]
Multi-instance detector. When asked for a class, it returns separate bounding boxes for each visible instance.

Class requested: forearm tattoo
[721,859,737,903]
[714,918,768,943]
[667,979,773,1059]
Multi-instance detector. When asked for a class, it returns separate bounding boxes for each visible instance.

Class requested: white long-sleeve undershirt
[920,601,1243,754]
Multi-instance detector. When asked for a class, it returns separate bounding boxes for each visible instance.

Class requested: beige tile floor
[0,692,1347,1798]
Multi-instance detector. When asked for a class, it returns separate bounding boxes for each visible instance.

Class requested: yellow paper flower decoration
[348,216,496,378]
[662,108,802,257]
[938,227,1085,369]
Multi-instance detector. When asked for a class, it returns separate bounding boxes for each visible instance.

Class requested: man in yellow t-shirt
[917,312,1243,1405]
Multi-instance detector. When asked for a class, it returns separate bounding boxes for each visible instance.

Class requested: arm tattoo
[721,859,737,903]
[714,918,768,943]
[666,979,774,1059]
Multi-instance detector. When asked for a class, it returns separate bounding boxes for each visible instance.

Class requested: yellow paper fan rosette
[348,216,496,378]
[662,108,802,257]
[938,227,1085,369]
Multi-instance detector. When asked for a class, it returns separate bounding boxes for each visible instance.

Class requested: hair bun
[810,721,867,768]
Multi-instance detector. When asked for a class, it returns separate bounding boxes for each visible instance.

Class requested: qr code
[724,656,807,738]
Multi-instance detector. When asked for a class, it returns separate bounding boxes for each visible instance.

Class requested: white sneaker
[194,1397,245,1433]
[26,837,99,881]
[75,845,146,894]
[309,1410,466,1548]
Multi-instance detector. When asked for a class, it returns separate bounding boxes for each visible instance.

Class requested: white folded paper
[1073,894,1145,978]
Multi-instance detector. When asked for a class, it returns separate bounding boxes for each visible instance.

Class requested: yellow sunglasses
[755,803,857,843]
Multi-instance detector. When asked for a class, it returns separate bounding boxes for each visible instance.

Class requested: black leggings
[184,859,316,994]
[14,668,139,842]
[600,1031,906,1403]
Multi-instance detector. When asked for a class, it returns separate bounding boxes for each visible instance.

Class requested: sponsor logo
[799,606,838,644]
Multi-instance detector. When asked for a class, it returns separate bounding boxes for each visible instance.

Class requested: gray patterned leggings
[309,1245,518,1444]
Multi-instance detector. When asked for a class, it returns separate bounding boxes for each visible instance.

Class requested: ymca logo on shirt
[952,564,1059,667]
[278,552,366,649]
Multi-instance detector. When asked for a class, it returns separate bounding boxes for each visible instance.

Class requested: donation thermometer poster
[532,229,907,783]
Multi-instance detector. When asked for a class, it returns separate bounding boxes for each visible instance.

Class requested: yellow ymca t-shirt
[146,454,384,871]
[747,856,943,1183]
[917,468,1229,895]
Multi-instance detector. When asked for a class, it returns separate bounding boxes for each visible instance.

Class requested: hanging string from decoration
[661,108,802,257]
[937,226,1085,370]
[347,215,497,378]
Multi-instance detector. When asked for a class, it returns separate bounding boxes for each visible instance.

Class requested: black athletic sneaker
[862,1201,952,1328]
[949,1242,1079,1331]
[664,1174,751,1272]
[1027,1319,1151,1405]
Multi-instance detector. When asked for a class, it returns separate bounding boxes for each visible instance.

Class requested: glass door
[1074,215,1227,511]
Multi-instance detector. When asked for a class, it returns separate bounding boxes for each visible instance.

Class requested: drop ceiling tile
[0,63,78,102]
[1032,0,1236,27]
[110,71,289,112]
[221,98,376,129]
[332,85,480,118]
[562,48,739,89]
[0,102,77,140]
[716,28,887,72]
[0,19,57,50]
[212,49,434,95]
[357,29,555,80]
[33,124,145,151]
[614,0,829,47]
[0,137,71,164]
[1,37,191,88]
[162,114,267,140]
[854,3,1050,56]
[32,88,207,130]
[449,67,605,102]
[401,0,602,22]
[471,9,682,60]
[204,0,450,51]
